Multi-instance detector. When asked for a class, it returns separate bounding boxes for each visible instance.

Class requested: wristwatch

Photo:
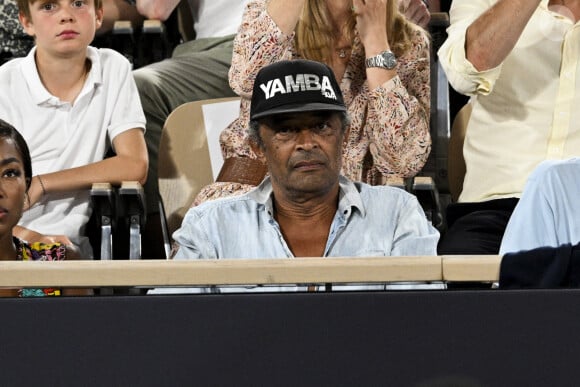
[365,50,397,70]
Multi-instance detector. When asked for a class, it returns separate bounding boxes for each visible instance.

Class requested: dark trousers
[438,198,519,255]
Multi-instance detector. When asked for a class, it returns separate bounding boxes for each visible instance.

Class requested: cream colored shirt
[438,0,580,202]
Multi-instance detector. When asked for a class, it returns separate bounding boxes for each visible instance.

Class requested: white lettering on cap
[259,73,337,100]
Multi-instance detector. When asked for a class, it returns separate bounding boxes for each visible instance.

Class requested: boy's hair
[17,0,103,20]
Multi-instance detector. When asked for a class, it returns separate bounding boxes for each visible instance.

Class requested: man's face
[253,111,344,200]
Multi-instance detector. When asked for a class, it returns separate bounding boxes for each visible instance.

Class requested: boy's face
[19,0,103,57]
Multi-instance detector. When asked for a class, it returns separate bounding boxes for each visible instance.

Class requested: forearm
[366,31,431,177]
[28,128,147,201]
[230,2,296,96]
[465,0,541,70]
[356,0,398,88]
[39,153,148,194]
[266,0,306,35]
[135,0,180,21]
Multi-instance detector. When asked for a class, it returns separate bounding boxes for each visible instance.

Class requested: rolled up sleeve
[437,0,503,96]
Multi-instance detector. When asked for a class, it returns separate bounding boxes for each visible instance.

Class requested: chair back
[158,97,241,240]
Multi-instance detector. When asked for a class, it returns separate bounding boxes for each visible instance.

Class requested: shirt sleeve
[171,209,217,260]
[366,30,432,177]
[437,0,503,96]
[499,161,567,255]
[228,0,295,98]
[390,195,440,256]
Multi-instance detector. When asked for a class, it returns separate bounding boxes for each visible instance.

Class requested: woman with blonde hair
[195,0,431,204]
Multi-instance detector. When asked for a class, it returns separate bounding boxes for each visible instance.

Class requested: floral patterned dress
[15,237,66,297]
[194,0,431,204]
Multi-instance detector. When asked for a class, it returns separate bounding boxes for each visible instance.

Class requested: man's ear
[19,13,35,37]
[249,139,266,163]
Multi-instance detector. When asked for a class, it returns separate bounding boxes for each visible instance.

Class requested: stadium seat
[158,97,241,257]
[404,12,450,231]
[90,181,146,261]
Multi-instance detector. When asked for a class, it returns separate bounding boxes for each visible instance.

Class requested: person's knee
[134,67,163,100]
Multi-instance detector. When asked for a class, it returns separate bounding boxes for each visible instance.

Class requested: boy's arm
[135,0,181,21]
[26,128,148,208]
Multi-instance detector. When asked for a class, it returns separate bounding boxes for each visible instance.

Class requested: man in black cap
[154,59,439,293]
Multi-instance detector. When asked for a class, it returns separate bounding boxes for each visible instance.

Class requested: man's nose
[295,128,318,150]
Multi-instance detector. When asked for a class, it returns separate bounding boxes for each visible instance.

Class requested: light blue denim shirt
[150,176,440,294]
[500,158,580,255]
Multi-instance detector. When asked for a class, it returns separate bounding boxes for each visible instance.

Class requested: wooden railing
[0,256,502,288]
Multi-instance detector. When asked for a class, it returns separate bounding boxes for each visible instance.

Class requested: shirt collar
[20,46,103,106]
[248,175,366,217]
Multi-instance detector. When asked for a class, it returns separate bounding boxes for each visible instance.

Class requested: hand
[399,0,430,28]
[352,0,390,55]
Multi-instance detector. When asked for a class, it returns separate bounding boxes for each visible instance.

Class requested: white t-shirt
[0,46,146,257]
[188,0,251,39]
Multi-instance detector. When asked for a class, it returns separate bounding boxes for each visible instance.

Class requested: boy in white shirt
[0,0,148,257]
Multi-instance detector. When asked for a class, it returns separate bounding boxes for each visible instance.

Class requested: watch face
[381,51,397,69]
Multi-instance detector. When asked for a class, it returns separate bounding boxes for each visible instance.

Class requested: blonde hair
[295,0,420,63]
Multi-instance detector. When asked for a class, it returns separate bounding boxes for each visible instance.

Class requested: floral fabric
[16,237,66,297]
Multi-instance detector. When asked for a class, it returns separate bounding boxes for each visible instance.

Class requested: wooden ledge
[0,257,442,288]
[442,255,503,282]
[0,255,504,288]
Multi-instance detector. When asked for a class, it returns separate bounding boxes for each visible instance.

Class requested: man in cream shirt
[438,0,580,254]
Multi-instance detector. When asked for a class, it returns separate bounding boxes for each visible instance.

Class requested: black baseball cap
[250,59,346,120]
